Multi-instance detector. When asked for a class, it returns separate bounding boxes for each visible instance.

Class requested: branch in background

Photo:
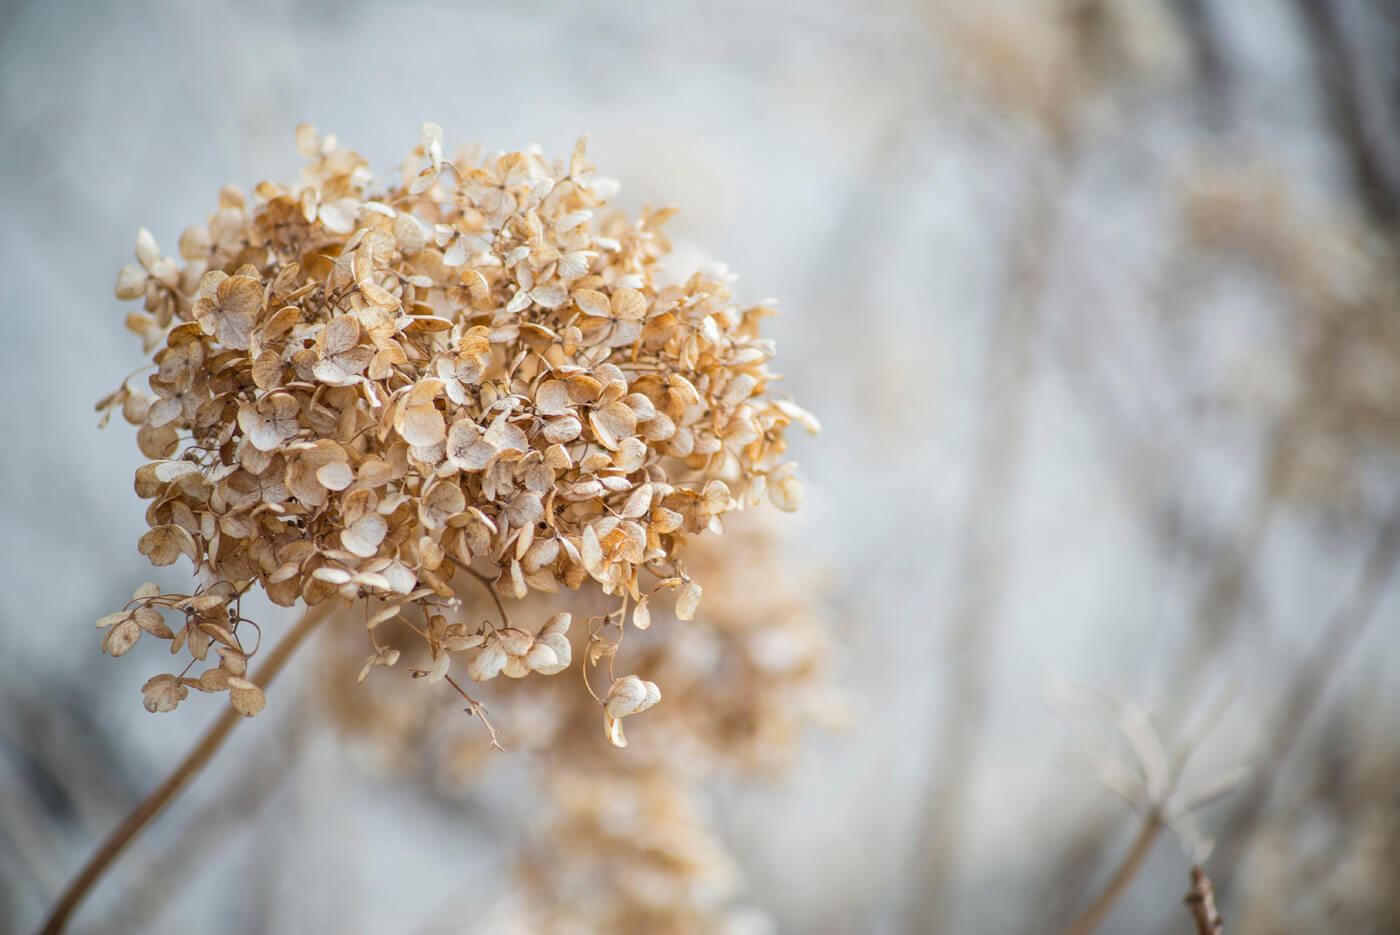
[39,601,333,934]
[1168,0,1231,126]
[1051,681,1245,935]
[1295,0,1400,228]
[1064,813,1164,935]
[1184,865,1223,935]
[1205,495,1400,894]
[904,169,1059,933]
[103,704,311,933]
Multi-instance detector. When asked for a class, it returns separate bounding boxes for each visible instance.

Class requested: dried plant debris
[97,124,818,741]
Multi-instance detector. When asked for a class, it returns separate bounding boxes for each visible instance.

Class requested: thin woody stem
[1063,811,1164,935]
[1184,865,1223,935]
[39,601,333,935]
[447,555,513,628]
[442,673,503,751]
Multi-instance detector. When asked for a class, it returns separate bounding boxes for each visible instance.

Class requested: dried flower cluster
[322,513,840,930]
[98,124,817,737]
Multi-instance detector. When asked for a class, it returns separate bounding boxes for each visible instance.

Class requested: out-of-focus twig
[1053,681,1245,935]
[1184,865,1223,935]
[1168,0,1230,125]
[103,698,311,933]
[1205,495,1400,893]
[1064,811,1164,935]
[40,601,333,934]
[905,167,1060,932]
[1295,0,1400,228]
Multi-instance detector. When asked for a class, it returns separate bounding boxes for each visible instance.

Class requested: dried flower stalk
[1184,865,1223,935]
[41,601,332,935]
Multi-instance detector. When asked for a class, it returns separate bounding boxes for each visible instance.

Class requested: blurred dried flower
[322,511,841,929]
[97,124,818,745]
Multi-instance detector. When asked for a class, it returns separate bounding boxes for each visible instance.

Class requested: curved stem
[447,555,513,628]
[1063,812,1163,935]
[39,601,333,934]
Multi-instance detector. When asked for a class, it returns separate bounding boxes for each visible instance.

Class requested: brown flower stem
[39,601,332,935]
[1063,811,1163,935]
[1203,493,1400,895]
[1184,865,1223,935]
[448,556,513,628]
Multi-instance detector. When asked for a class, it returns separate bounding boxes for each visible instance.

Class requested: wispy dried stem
[39,601,332,934]
[1207,495,1400,891]
[1063,811,1164,935]
[906,156,1067,934]
[448,555,513,629]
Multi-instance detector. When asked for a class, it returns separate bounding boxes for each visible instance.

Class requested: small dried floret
[603,675,661,747]
[99,124,816,740]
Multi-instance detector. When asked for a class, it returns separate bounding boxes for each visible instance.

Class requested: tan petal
[400,404,445,447]
[523,641,558,673]
[720,373,758,406]
[139,524,198,566]
[229,680,266,717]
[102,617,141,657]
[215,309,256,350]
[536,380,572,416]
[581,525,604,574]
[605,712,627,747]
[316,460,354,491]
[135,227,161,269]
[468,642,507,681]
[675,580,702,620]
[447,419,492,471]
[142,674,188,713]
[770,473,804,512]
[589,402,637,450]
[342,513,387,557]
[217,275,263,315]
[573,289,610,318]
[610,287,647,321]
[484,413,528,453]
[542,414,581,444]
[115,264,148,300]
[321,314,360,354]
[420,480,465,529]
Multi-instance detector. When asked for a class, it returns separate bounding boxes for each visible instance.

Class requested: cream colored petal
[610,287,647,321]
[342,513,387,557]
[400,405,445,447]
[675,581,702,620]
[217,275,263,315]
[589,402,637,451]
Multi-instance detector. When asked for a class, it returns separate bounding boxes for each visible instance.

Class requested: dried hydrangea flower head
[98,123,818,741]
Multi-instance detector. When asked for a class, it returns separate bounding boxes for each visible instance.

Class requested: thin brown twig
[1205,494,1400,893]
[1063,811,1164,935]
[447,555,513,628]
[442,673,503,752]
[38,600,334,935]
[1184,865,1223,935]
[1295,0,1400,228]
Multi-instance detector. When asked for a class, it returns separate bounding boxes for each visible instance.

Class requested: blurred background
[3,0,1400,932]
